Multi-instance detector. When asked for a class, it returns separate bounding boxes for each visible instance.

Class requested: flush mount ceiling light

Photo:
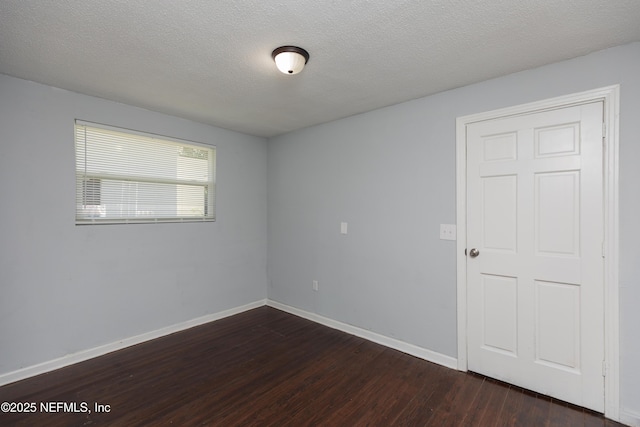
[272,46,310,75]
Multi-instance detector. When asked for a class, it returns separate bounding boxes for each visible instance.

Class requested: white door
[466,101,605,411]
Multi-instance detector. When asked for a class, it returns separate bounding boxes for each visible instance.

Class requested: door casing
[455,85,620,420]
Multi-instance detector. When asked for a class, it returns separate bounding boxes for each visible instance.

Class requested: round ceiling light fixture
[272,46,310,75]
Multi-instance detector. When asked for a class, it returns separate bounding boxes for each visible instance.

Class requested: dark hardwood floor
[0,306,626,426]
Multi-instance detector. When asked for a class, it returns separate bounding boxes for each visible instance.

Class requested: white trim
[0,298,460,388]
[267,299,458,370]
[620,409,640,427]
[455,85,620,421]
[602,85,621,422]
[456,112,469,373]
[75,119,215,150]
[0,299,266,387]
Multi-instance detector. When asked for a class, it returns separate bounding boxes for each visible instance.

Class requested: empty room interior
[1,1,640,425]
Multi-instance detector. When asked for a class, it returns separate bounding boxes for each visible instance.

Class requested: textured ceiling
[1,1,640,138]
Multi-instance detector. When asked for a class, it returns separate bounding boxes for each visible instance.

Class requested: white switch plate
[440,224,456,240]
[312,280,319,291]
[340,222,348,235]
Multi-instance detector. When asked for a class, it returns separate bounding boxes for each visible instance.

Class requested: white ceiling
[1,1,640,138]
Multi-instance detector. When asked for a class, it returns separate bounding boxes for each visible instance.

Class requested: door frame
[455,85,620,420]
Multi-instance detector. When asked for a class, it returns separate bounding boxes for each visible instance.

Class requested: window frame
[75,120,216,225]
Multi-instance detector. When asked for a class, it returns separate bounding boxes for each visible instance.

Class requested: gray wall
[0,74,268,375]
[267,42,640,416]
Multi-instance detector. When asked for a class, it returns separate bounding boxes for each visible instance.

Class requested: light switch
[440,224,456,240]
[340,222,348,235]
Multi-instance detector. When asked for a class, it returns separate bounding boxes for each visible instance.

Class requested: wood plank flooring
[0,306,626,426]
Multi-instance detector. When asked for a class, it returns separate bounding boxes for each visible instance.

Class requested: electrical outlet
[312,280,319,291]
[440,224,457,240]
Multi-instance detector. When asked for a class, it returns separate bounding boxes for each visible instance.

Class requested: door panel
[483,175,517,252]
[534,280,581,371]
[535,171,580,256]
[466,102,604,411]
[482,274,518,356]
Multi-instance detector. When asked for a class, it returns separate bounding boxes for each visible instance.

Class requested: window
[75,121,216,224]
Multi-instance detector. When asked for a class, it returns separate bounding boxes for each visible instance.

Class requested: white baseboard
[620,408,640,427]
[0,298,457,388]
[0,299,267,387]
[3,297,628,422]
[266,299,458,370]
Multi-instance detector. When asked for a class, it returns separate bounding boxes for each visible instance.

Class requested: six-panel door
[466,102,605,412]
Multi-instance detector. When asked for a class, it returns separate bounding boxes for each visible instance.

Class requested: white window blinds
[75,121,216,224]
